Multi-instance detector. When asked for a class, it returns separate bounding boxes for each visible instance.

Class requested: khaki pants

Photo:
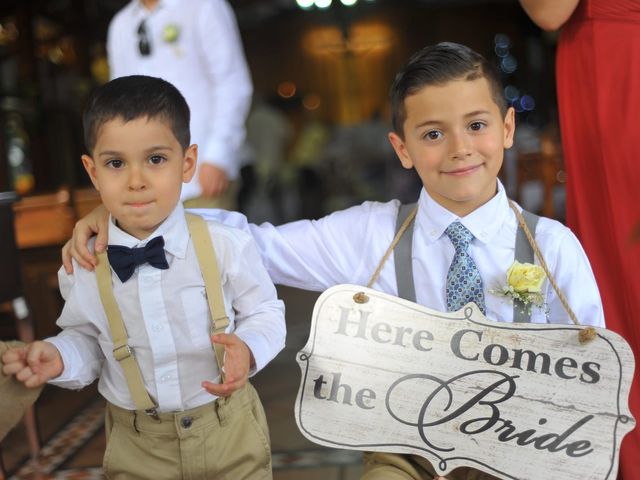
[183,181,239,211]
[104,384,271,480]
[362,452,499,480]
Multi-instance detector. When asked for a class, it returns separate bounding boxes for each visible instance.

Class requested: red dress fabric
[556,1,640,477]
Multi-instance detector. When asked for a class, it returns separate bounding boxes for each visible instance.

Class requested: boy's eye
[423,130,442,141]
[106,159,124,169]
[148,155,166,165]
[469,121,486,131]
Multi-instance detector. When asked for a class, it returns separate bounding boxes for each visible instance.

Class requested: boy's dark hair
[390,42,507,136]
[83,75,190,153]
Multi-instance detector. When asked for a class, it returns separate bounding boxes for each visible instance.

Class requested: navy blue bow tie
[107,236,169,283]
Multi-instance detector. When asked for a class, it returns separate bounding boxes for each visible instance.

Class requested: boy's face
[389,77,515,217]
[81,116,196,240]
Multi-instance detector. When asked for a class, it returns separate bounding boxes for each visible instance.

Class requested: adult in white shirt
[107,0,253,207]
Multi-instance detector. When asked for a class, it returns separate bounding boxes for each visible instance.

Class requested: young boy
[2,75,285,479]
[62,44,604,480]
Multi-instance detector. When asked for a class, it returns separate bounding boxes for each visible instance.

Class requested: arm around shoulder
[519,0,581,31]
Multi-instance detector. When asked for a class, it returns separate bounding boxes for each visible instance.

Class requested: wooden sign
[295,285,636,479]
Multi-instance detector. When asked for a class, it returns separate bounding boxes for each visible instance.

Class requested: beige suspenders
[95,213,229,415]
[185,214,230,379]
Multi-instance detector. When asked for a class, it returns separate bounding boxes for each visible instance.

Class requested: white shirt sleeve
[195,0,252,172]
[212,227,285,373]
[46,266,104,389]
[538,222,605,327]
[188,202,398,291]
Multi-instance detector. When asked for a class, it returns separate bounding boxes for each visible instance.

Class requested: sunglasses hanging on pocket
[137,19,151,56]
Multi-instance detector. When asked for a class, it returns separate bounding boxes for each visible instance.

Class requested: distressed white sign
[295,285,636,480]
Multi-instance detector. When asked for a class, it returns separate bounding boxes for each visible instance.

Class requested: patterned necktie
[444,222,486,314]
[107,236,169,283]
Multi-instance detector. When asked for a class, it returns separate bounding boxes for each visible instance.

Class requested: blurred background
[0,0,565,225]
[0,0,569,478]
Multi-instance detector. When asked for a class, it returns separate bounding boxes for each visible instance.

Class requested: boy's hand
[1,341,64,388]
[201,333,253,397]
[61,204,109,274]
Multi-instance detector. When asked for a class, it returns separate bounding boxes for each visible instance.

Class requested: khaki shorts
[104,383,271,480]
[362,452,499,480]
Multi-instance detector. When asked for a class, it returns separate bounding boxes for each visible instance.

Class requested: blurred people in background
[240,96,294,224]
[107,0,252,209]
[520,1,640,477]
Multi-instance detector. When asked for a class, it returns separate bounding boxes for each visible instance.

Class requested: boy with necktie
[2,75,285,479]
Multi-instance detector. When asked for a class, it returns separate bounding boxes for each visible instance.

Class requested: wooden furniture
[12,189,75,249]
[72,187,102,220]
[516,145,565,220]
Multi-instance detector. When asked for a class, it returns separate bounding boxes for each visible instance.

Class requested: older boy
[62,44,604,479]
[3,75,285,479]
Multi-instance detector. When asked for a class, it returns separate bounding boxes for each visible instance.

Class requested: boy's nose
[127,167,146,190]
[449,133,472,159]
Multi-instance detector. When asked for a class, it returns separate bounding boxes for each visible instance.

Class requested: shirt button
[430,230,437,236]
[160,375,170,383]
[152,323,162,332]
[181,416,193,429]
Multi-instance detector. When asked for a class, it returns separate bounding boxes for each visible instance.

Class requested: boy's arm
[221,229,286,373]
[190,202,392,291]
[62,202,393,291]
[43,266,105,389]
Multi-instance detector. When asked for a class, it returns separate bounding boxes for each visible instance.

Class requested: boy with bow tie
[2,75,285,479]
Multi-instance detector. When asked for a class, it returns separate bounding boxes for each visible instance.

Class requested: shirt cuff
[234,330,277,376]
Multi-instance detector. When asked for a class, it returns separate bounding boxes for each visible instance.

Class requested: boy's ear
[182,144,198,183]
[503,107,516,149]
[388,132,414,170]
[81,155,100,191]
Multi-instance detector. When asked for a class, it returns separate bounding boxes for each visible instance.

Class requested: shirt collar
[417,179,510,245]
[108,203,189,259]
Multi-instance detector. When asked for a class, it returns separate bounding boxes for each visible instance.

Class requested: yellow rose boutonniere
[163,24,180,44]
[491,260,549,315]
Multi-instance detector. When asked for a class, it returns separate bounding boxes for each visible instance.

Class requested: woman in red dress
[520,1,640,478]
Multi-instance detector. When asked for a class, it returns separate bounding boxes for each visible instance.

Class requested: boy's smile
[389,77,515,217]
[82,116,197,239]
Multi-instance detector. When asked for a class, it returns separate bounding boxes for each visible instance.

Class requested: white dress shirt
[107,0,253,199]
[194,181,605,327]
[48,204,285,412]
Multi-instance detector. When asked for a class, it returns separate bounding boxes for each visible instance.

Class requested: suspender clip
[144,407,160,420]
[113,344,134,362]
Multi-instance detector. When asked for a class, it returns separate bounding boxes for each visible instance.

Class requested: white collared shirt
[107,0,253,199]
[196,181,604,327]
[48,204,285,412]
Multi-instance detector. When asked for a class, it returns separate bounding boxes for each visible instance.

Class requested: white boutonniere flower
[491,260,549,315]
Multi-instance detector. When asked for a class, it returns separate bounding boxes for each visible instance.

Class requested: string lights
[295,0,375,9]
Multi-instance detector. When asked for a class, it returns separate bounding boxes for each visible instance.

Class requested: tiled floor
[2,286,363,479]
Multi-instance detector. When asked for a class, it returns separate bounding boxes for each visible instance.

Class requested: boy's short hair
[390,42,507,136]
[83,75,191,153]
